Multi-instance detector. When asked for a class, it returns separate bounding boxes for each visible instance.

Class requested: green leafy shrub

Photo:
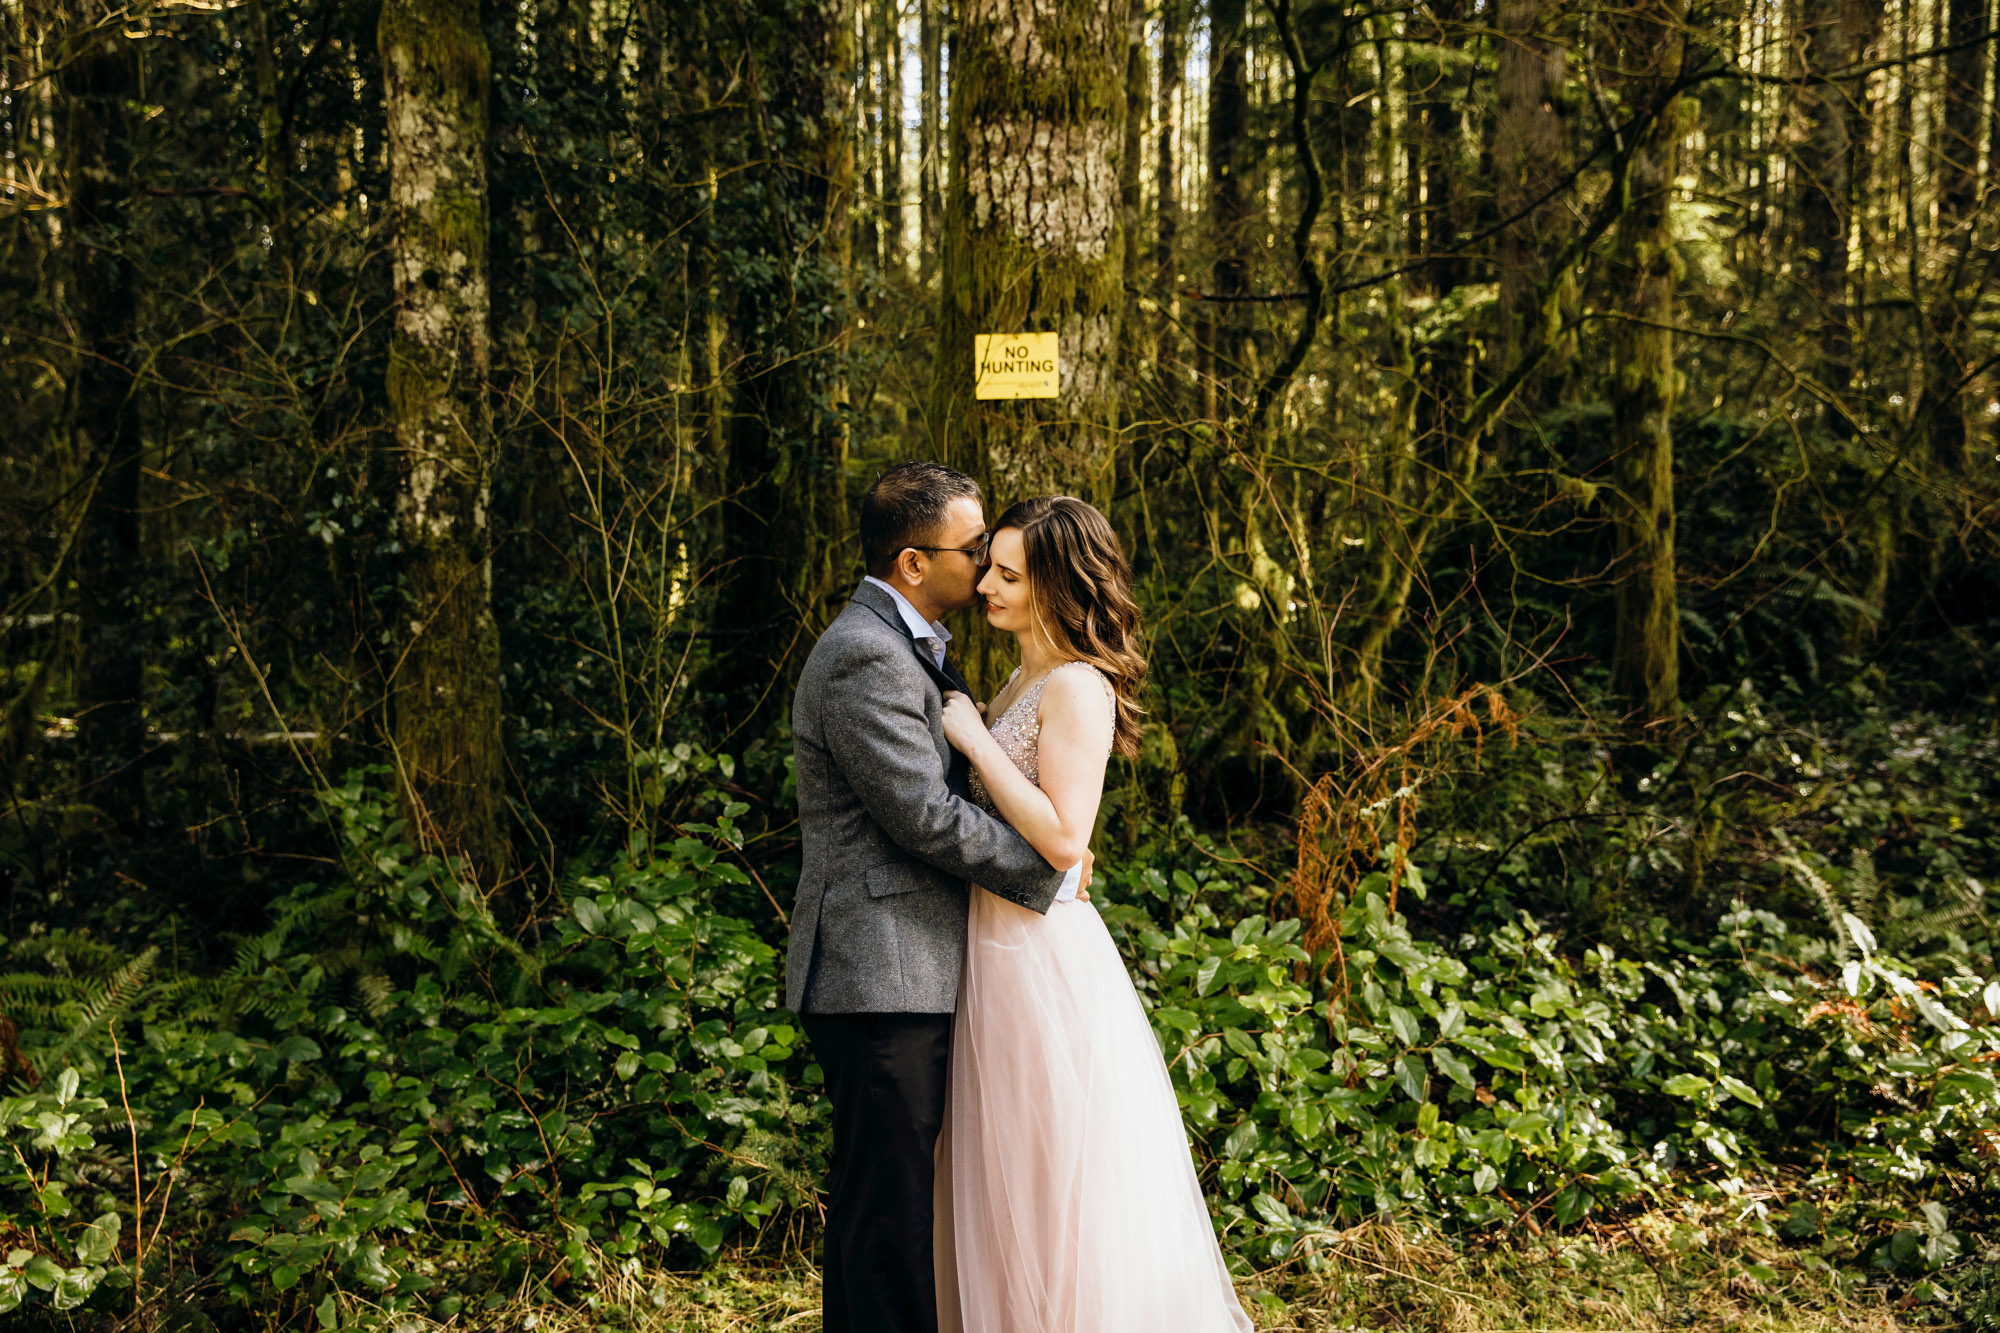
[2,767,817,1320]
[1102,842,2000,1272]
[3,762,1998,1321]
[0,1069,128,1313]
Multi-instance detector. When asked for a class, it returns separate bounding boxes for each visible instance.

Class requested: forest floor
[331,1209,1950,1332]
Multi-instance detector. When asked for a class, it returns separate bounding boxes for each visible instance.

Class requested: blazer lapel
[849,584,976,794]
[910,637,959,697]
[938,652,971,697]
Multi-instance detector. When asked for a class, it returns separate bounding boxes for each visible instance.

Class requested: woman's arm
[941,670,1114,869]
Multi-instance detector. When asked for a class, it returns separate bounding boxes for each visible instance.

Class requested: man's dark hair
[859,462,981,578]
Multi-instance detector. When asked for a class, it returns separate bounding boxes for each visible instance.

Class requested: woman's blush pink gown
[935,662,1254,1333]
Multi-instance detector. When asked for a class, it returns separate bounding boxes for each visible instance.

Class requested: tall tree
[920,0,943,278]
[1791,0,1889,642]
[1203,0,1252,420]
[1155,0,1187,367]
[716,0,857,702]
[881,0,905,270]
[858,1,882,265]
[1492,0,1570,415]
[927,0,1129,500]
[1120,0,1146,305]
[1607,0,1689,722]
[671,8,727,482]
[380,0,508,873]
[1922,0,1991,473]
[60,3,148,826]
[1407,0,1472,501]
[1790,0,1883,405]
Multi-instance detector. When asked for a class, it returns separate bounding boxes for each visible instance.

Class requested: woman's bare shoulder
[1038,662,1116,734]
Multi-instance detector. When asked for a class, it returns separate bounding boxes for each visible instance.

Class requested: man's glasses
[906,533,991,565]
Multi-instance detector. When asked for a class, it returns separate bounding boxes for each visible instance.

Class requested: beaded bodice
[969,661,1114,813]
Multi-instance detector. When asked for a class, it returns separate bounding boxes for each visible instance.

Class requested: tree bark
[1120,0,1146,303]
[672,10,727,484]
[1790,0,1882,407]
[881,0,905,270]
[380,0,508,875]
[859,2,883,269]
[1154,0,1186,375]
[920,0,943,278]
[1492,0,1569,412]
[926,0,1129,501]
[1792,0,1887,645]
[60,4,148,826]
[1203,0,1252,419]
[247,0,294,268]
[1923,0,1989,473]
[1608,0,1688,723]
[716,0,856,704]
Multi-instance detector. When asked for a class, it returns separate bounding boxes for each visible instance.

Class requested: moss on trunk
[1492,0,1572,434]
[1608,2,1688,723]
[714,0,855,711]
[61,9,149,827]
[380,0,507,878]
[926,0,1130,504]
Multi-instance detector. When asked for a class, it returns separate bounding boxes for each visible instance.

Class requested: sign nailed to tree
[973,332,1060,400]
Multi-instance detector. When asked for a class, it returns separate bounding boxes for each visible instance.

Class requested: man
[788,462,1087,1333]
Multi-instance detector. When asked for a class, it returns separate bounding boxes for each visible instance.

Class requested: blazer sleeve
[820,637,1067,914]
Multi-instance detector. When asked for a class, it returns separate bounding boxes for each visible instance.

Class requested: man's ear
[892,547,926,586]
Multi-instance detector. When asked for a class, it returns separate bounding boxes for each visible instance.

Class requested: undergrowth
[1,678,1997,1328]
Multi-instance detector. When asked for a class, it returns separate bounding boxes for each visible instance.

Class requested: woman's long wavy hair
[991,495,1148,758]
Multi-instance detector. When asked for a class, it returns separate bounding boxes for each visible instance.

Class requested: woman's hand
[940,691,990,755]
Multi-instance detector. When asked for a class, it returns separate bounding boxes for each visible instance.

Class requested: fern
[0,938,178,1089]
[1846,849,1881,927]
[1772,831,1851,961]
[215,883,359,1000]
[38,945,160,1072]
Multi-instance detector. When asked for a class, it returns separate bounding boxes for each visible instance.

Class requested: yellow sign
[974,332,1060,400]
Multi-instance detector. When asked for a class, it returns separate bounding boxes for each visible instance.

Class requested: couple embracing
[788,463,1252,1333]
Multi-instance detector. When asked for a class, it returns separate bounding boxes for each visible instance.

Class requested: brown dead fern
[1289,684,1520,1003]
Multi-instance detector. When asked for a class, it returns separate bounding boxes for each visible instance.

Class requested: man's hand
[1076,846,1094,903]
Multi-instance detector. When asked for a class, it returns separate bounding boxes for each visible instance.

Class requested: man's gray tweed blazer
[787,580,1065,1014]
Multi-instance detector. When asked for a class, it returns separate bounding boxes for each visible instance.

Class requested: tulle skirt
[935,886,1254,1333]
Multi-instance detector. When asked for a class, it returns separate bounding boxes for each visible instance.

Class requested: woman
[934,496,1252,1333]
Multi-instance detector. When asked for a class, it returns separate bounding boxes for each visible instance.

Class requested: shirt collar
[862,575,953,645]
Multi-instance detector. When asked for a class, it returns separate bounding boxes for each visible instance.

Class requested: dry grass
[321,1203,1943,1333]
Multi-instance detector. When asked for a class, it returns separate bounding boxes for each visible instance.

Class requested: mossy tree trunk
[1492,0,1571,447]
[716,0,856,712]
[1921,0,1989,476]
[380,0,508,878]
[247,0,293,270]
[671,10,727,492]
[919,0,943,280]
[1792,0,1887,645]
[1791,0,1881,410]
[61,5,148,827]
[1607,0,1688,724]
[1119,0,1146,320]
[1202,0,1251,421]
[858,3,881,267]
[1154,0,1187,375]
[879,0,905,271]
[927,0,1129,503]
[1406,0,1471,503]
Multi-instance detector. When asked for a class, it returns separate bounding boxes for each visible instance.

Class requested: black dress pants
[801,1011,953,1333]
